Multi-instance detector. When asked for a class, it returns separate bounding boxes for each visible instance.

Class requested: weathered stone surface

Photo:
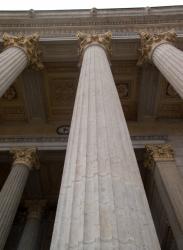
[50,41,160,249]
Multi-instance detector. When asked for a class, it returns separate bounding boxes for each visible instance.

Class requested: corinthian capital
[77,31,112,56]
[144,144,174,169]
[138,30,176,65]
[3,33,43,70]
[10,147,39,170]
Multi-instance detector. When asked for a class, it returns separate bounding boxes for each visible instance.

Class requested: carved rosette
[77,31,112,57]
[25,200,47,220]
[10,147,39,170]
[3,33,43,70]
[144,144,174,169]
[138,30,177,65]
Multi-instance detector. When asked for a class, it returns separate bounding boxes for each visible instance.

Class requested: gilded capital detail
[3,33,43,70]
[138,30,176,64]
[77,31,112,56]
[10,147,39,170]
[144,144,174,169]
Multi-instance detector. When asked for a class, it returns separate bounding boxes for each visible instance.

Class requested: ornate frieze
[144,144,174,169]
[138,30,177,64]
[77,31,112,56]
[0,7,183,39]
[2,33,43,70]
[10,147,39,169]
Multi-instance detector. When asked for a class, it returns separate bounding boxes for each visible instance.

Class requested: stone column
[17,200,46,250]
[50,32,160,250]
[0,33,43,97]
[0,148,39,250]
[138,30,183,98]
[145,144,183,250]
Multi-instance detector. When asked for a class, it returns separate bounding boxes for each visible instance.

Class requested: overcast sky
[0,0,183,11]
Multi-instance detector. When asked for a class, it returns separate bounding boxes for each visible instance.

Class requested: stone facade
[0,5,183,250]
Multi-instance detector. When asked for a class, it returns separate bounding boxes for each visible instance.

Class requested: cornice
[0,6,183,38]
[0,135,167,151]
[0,7,183,62]
[1,6,183,19]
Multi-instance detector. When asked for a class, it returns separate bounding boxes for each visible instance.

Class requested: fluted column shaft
[0,164,29,249]
[0,47,28,97]
[151,43,183,98]
[139,31,183,98]
[145,144,183,250]
[0,33,43,97]
[0,148,39,250]
[51,38,160,249]
[18,218,40,250]
[17,200,46,250]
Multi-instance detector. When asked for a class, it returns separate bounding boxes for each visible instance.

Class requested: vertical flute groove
[51,44,160,250]
[152,43,183,98]
[0,165,30,250]
[0,47,28,97]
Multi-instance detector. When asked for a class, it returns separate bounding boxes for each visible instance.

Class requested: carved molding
[1,7,183,39]
[0,135,167,143]
[77,31,112,57]
[3,33,43,70]
[10,147,39,170]
[144,144,174,169]
[0,135,167,151]
[138,30,177,65]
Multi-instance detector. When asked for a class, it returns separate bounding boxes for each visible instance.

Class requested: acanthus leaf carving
[77,31,112,57]
[10,147,39,170]
[3,33,44,70]
[144,144,174,169]
[138,30,177,65]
